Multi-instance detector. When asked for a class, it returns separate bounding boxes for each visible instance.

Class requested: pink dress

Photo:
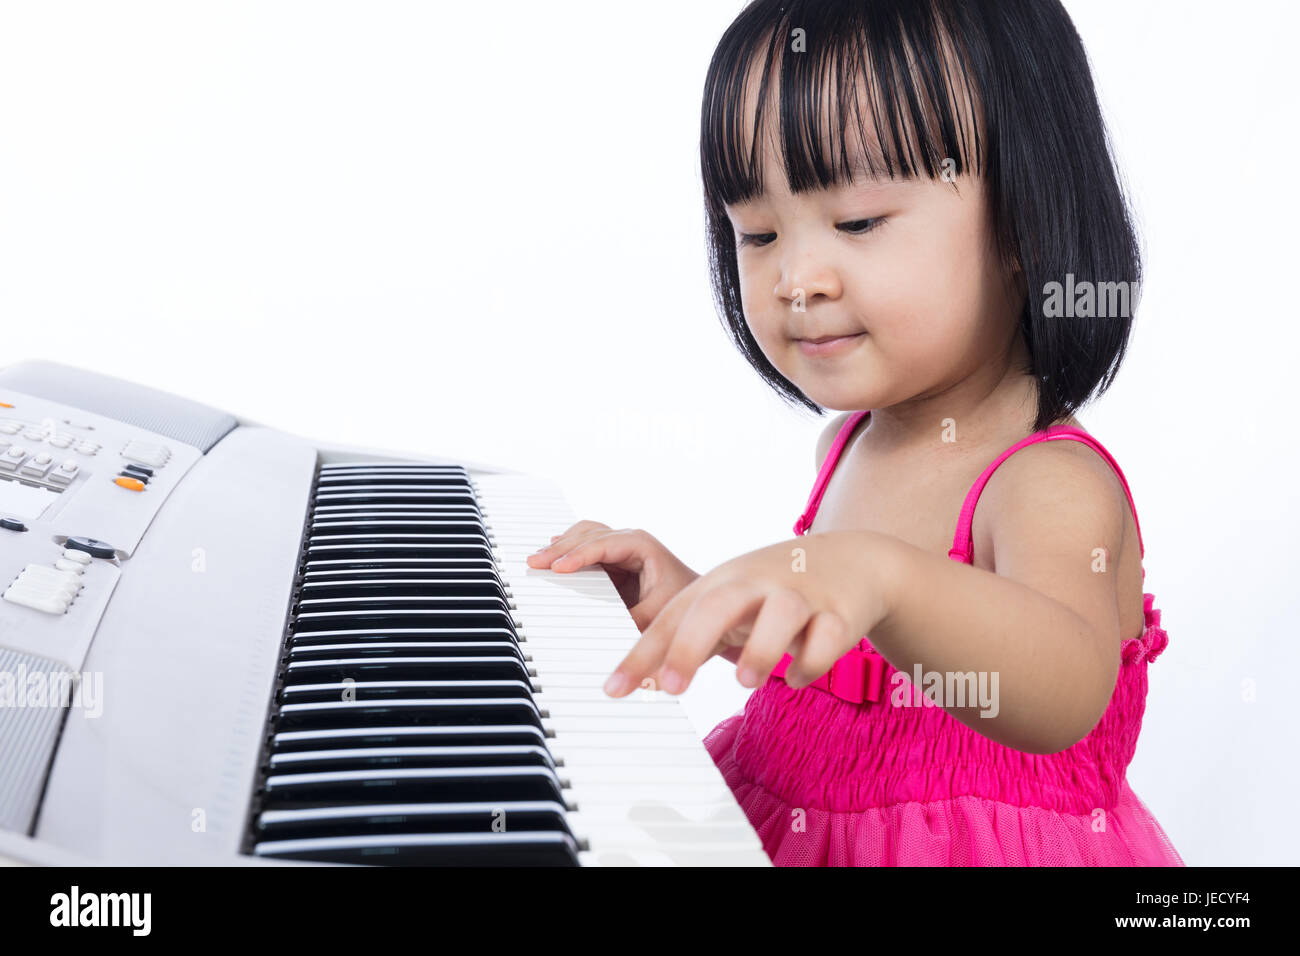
[704,411,1185,866]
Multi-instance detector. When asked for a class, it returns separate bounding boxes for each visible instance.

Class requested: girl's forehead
[705,19,985,210]
[732,57,959,195]
[727,129,913,208]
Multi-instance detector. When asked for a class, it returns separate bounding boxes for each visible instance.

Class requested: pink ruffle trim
[1123,593,1168,665]
[706,713,1185,866]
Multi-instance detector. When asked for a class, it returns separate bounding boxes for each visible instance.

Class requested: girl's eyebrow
[846,175,903,190]
[847,153,909,188]
[726,173,906,210]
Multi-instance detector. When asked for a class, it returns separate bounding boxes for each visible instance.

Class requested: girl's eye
[738,218,883,247]
[838,217,883,236]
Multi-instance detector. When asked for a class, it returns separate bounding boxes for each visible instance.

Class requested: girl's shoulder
[814,410,862,471]
[979,418,1129,510]
[969,420,1140,572]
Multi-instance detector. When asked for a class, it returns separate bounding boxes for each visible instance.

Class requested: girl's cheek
[748,321,799,377]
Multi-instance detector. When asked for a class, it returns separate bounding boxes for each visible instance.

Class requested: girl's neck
[860,340,1052,458]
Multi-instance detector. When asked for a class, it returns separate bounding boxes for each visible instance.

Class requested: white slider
[3,585,71,615]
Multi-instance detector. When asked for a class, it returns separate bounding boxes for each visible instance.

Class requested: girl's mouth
[795,332,866,357]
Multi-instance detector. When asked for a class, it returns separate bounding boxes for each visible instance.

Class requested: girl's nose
[774,248,842,306]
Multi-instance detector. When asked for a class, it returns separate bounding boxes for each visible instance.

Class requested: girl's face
[724,142,1025,414]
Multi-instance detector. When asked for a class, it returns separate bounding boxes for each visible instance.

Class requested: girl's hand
[527,521,700,632]
[601,532,896,697]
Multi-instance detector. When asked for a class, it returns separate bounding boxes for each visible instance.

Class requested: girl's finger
[604,579,699,696]
[785,610,850,688]
[551,532,647,573]
[538,520,604,548]
[657,580,767,694]
[732,587,814,688]
[603,618,676,697]
[527,523,607,567]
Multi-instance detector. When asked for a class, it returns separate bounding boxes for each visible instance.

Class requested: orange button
[0,401,12,408]
[114,476,145,492]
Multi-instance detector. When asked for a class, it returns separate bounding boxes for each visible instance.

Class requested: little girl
[529,0,1184,866]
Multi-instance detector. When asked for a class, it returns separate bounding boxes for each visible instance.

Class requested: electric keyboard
[0,360,770,866]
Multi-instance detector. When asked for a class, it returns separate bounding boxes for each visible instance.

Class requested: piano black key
[252,832,579,867]
[271,698,544,731]
[313,508,481,520]
[302,572,501,587]
[304,542,494,562]
[278,680,536,704]
[312,515,485,528]
[310,524,491,542]
[270,725,550,752]
[317,472,472,479]
[318,463,469,471]
[307,535,491,551]
[286,641,524,662]
[290,608,517,633]
[260,766,567,807]
[286,627,520,647]
[316,476,474,488]
[302,558,501,575]
[312,508,480,517]
[296,595,509,612]
[283,657,532,683]
[314,491,478,507]
[267,745,555,774]
[299,580,507,601]
[254,801,571,840]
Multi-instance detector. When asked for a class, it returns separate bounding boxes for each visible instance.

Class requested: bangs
[701,0,985,206]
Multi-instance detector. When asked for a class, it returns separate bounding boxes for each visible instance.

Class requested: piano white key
[522,648,631,663]
[562,820,761,843]
[577,847,770,867]
[560,766,732,788]
[537,701,691,719]
[517,625,646,640]
[547,748,719,768]
[519,639,642,652]
[473,473,770,866]
[542,732,714,750]
[532,687,665,704]
[523,658,632,673]
[568,829,767,856]
[563,781,744,804]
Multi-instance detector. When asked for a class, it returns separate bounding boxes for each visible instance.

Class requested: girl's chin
[793,380,879,411]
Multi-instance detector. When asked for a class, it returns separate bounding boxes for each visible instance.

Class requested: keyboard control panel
[0,389,201,674]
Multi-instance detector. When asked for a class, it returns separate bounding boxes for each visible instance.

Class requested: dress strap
[793,410,871,536]
[947,425,1145,564]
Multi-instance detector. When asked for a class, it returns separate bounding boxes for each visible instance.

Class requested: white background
[1,1,1295,866]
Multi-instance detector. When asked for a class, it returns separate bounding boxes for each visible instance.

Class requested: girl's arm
[821,442,1131,755]
[606,441,1133,757]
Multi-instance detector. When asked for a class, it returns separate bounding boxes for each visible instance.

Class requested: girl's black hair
[701,0,1142,433]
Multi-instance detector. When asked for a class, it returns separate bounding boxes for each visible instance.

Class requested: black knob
[1,517,27,532]
[64,536,117,559]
